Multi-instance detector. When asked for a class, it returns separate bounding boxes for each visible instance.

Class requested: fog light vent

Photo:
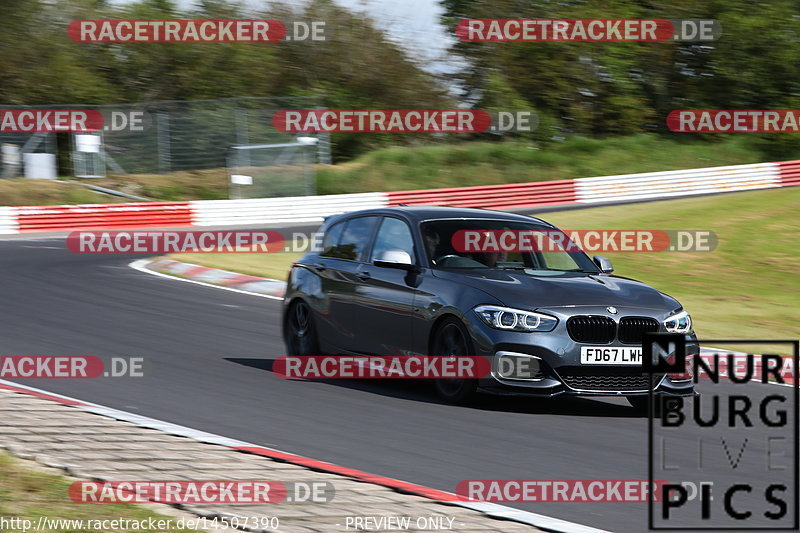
[495,352,544,381]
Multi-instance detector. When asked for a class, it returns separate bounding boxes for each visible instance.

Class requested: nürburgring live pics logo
[644,333,799,530]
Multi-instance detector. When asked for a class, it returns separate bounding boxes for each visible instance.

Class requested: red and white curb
[0,379,609,533]
[132,258,287,300]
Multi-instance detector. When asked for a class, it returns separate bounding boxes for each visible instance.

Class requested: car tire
[284,300,319,356]
[431,317,478,404]
[627,395,662,417]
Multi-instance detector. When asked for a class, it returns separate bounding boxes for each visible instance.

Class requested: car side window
[329,216,378,261]
[320,221,345,258]
[371,217,415,262]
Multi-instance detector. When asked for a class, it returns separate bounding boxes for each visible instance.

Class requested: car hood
[432,269,679,311]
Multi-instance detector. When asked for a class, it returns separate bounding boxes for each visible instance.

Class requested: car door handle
[357,270,371,281]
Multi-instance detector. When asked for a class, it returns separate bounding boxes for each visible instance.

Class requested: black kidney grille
[618,317,660,344]
[566,316,616,344]
[557,366,659,391]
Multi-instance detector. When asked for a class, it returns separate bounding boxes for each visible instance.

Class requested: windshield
[420,219,600,273]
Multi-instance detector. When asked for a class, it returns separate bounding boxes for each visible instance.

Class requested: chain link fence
[229,140,318,199]
[1,97,331,198]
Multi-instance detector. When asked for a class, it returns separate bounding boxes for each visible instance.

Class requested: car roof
[325,206,554,227]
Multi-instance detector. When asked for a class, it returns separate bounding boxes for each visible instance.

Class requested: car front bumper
[462,308,699,398]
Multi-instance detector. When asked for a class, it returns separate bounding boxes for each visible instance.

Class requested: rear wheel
[432,318,478,403]
[284,300,319,356]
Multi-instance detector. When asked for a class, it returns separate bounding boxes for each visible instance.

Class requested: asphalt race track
[1,236,796,533]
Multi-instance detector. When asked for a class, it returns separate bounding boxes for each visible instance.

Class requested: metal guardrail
[386,179,576,209]
[778,160,800,187]
[190,193,387,227]
[0,207,16,234]
[16,202,192,231]
[574,162,781,203]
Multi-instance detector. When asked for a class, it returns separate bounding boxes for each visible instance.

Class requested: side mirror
[593,255,614,273]
[374,249,415,271]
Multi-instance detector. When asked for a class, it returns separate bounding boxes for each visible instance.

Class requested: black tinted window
[320,221,345,258]
[327,216,378,261]
[421,219,597,272]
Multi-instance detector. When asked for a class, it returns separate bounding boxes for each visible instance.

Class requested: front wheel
[431,318,478,404]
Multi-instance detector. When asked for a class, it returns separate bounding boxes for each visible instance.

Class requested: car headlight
[664,310,692,333]
[474,305,558,332]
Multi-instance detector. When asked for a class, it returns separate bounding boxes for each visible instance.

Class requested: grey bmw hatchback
[282,206,697,409]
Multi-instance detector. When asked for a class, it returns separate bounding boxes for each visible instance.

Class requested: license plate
[580,346,642,365]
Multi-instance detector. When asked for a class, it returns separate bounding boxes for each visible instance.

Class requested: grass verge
[316,135,761,194]
[0,180,131,206]
[0,452,197,532]
[541,187,798,345]
[166,252,301,282]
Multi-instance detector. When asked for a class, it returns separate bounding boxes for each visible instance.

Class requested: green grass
[0,180,131,206]
[166,187,799,346]
[87,169,229,201]
[316,135,762,194]
[0,452,198,532]
[541,187,799,345]
[167,251,302,282]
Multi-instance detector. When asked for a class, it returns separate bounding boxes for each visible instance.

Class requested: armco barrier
[777,160,800,187]
[190,192,388,227]
[0,159,798,234]
[16,202,192,232]
[385,179,576,209]
[0,206,17,234]
[574,162,781,203]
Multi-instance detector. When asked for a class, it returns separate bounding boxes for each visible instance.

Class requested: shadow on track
[225,357,641,418]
